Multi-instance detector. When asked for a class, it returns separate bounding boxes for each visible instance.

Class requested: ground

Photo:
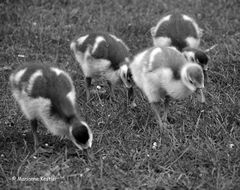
[0,0,240,189]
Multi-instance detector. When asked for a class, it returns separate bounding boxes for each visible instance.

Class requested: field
[0,0,240,189]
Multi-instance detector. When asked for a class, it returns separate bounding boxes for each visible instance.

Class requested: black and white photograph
[0,0,239,189]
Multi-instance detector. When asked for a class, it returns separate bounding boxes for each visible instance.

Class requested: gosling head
[119,59,133,88]
[182,47,209,71]
[69,118,93,150]
[181,63,204,92]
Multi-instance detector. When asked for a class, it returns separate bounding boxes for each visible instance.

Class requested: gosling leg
[107,81,116,102]
[85,77,92,101]
[127,86,136,108]
[151,102,163,128]
[162,96,170,122]
[30,119,39,151]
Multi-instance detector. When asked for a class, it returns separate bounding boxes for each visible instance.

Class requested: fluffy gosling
[70,32,133,103]
[10,64,93,151]
[129,46,205,128]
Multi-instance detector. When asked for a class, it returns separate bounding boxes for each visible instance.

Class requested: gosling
[10,63,93,151]
[129,46,205,129]
[70,32,133,103]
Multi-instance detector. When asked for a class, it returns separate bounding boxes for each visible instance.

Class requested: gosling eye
[191,57,195,62]
[189,79,193,84]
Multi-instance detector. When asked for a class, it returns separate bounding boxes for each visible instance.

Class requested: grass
[0,0,240,189]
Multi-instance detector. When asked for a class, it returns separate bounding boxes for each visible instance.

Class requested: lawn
[0,0,240,189]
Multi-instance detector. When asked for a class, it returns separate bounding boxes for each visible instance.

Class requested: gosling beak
[196,88,205,103]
